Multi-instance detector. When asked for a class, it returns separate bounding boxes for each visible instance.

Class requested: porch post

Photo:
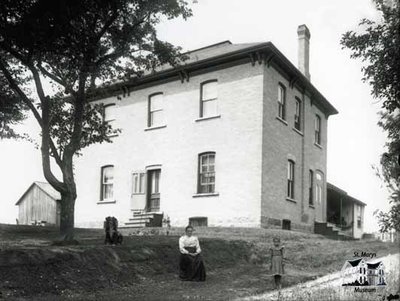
[339,196,342,227]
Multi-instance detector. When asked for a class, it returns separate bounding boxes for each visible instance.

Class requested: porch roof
[327,182,366,206]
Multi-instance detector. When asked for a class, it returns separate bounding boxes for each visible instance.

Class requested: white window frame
[315,171,323,205]
[103,104,116,125]
[309,169,314,205]
[278,84,286,120]
[148,93,164,127]
[198,152,216,193]
[200,80,218,118]
[315,114,321,145]
[294,97,301,131]
[287,160,295,199]
[101,165,114,201]
[132,172,145,195]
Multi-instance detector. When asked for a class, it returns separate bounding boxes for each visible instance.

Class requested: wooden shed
[15,181,61,226]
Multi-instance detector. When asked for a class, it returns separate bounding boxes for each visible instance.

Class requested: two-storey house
[73,25,338,232]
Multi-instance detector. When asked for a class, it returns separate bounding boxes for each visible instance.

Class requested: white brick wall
[74,62,264,228]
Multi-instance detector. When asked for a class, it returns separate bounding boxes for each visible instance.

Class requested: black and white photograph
[0,0,399,300]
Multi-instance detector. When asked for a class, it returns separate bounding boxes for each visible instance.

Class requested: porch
[325,182,366,239]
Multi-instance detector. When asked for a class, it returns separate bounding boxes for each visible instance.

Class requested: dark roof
[89,40,338,116]
[15,181,61,205]
[327,182,366,206]
[347,258,363,267]
[367,262,382,269]
[327,182,348,195]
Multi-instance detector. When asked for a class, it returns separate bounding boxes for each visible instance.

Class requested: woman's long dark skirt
[179,247,206,281]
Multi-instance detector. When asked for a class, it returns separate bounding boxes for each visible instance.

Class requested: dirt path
[238,253,400,301]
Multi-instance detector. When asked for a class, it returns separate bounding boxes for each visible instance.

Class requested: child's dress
[270,246,284,275]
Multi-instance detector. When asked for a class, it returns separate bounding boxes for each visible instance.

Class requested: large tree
[341,0,400,232]
[0,0,191,240]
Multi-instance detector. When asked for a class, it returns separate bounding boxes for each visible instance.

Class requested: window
[294,97,301,131]
[132,172,145,194]
[103,104,116,126]
[148,169,161,212]
[315,171,323,205]
[189,217,208,227]
[282,219,291,230]
[315,114,321,145]
[357,205,362,228]
[309,170,314,205]
[198,152,216,193]
[200,80,218,117]
[278,84,286,120]
[148,93,164,127]
[287,160,295,199]
[101,165,114,201]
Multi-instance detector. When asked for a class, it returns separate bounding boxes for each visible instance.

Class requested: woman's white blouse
[179,235,201,254]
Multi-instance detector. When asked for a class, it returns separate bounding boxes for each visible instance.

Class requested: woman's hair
[185,225,194,232]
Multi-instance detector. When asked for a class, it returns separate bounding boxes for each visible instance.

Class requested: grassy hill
[0,224,398,300]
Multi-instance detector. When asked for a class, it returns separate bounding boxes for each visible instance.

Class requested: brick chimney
[297,24,311,80]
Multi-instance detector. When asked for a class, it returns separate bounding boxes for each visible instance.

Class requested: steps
[122,211,163,228]
[314,222,355,240]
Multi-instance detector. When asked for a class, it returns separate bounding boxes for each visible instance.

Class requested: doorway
[147,169,161,212]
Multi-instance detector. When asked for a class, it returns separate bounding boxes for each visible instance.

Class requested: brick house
[74,25,338,231]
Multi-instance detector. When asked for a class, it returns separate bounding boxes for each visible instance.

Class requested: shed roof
[15,181,61,205]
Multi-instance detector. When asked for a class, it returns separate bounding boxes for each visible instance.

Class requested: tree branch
[37,63,75,95]
[94,9,119,43]
[0,57,65,191]
[28,65,64,167]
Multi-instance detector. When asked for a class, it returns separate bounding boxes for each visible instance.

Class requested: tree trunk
[60,191,76,241]
[59,153,77,242]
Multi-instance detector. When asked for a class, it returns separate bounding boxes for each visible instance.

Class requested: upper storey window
[200,80,218,118]
[315,114,321,145]
[148,93,164,127]
[278,84,286,120]
[294,97,301,131]
[103,104,116,127]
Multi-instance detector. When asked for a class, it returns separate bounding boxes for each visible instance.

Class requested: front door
[147,169,161,212]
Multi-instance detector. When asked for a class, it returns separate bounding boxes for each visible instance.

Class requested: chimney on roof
[297,24,311,80]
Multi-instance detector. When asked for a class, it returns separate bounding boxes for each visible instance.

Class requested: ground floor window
[198,152,216,193]
[189,217,208,227]
[101,165,114,201]
[132,172,145,194]
[282,219,291,230]
[287,160,295,199]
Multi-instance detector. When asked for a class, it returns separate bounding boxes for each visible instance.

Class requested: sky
[0,0,390,232]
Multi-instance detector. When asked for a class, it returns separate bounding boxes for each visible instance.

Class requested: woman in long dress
[178,225,206,281]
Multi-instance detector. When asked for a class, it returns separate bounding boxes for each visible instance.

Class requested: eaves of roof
[88,42,338,116]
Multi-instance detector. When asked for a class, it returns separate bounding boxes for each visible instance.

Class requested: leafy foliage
[341,0,400,232]
[0,0,191,239]
[341,0,400,113]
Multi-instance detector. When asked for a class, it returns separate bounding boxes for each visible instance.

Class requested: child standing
[270,236,285,290]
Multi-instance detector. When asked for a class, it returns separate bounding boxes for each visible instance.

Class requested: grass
[0,224,398,300]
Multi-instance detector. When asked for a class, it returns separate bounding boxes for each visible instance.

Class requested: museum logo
[341,256,386,290]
